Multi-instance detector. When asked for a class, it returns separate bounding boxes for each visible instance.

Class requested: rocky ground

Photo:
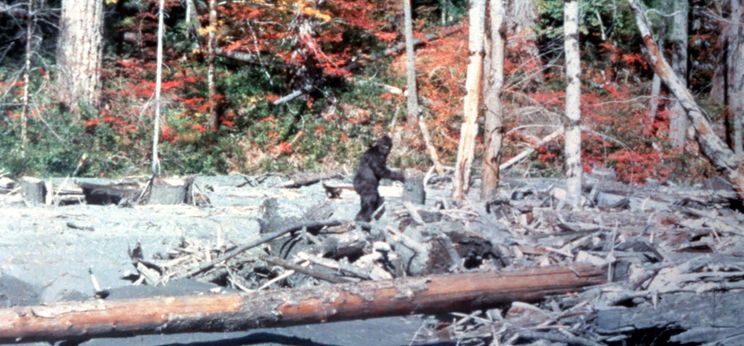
[1,173,743,345]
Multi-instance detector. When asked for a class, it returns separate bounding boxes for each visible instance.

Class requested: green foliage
[536,0,638,42]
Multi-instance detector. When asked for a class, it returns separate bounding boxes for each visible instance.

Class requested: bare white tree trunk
[403,0,419,125]
[21,0,36,157]
[563,0,582,208]
[207,0,218,130]
[152,0,166,175]
[480,0,506,199]
[628,0,744,199]
[729,0,743,156]
[57,0,103,112]
[453,0,486,200]
[668,0,689,149]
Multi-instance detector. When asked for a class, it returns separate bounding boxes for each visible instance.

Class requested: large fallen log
[0,264,603,343]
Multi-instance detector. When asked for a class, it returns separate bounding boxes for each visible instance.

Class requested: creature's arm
[371,156,405,182]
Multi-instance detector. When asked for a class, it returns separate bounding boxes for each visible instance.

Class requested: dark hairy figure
[353,135,405,222]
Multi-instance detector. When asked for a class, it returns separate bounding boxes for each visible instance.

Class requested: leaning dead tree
[0,264,604,343]
[628,0,744,200]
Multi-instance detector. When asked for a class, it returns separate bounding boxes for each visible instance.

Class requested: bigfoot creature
[353,135,405,222]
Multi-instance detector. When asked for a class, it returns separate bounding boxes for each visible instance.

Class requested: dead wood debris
[121,176,743,345]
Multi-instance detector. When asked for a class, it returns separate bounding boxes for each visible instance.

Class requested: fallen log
[0,264,604,344]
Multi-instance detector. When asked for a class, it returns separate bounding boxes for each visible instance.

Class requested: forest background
[0,0,741,193]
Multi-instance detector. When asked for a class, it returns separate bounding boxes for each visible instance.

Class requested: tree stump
[21,177,46,206]
[149,177,192,205]
[403,169,425,205]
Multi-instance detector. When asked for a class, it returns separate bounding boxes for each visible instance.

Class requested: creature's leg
[355,192,378,222]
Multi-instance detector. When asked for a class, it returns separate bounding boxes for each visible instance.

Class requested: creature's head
[372,135,393,156]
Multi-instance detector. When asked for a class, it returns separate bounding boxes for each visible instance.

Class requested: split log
[149,177,192,205]
[628,0,744,199]
[402,169,425,204]
[0,264,604,343]
[21,177,46,205]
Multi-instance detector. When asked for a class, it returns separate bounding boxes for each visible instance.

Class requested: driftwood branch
[0,264,604,343]
[500,128,564,171]
[179,220,346,278]
[279,173,343,189]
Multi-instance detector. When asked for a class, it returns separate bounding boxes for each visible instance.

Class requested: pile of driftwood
[1,172,742,345]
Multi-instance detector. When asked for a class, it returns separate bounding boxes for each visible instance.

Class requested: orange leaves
[160,125,177,143]
[269,130,304,156]
[607,149,670,184]
[375,32,398,42]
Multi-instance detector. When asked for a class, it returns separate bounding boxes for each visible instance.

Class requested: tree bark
[648,22,666,121]
[454,0,486,200]
[20,0,36,157]
[668,0,689,149]
[403,0,419,125]
[728,0,743,156]
[480,0,506,199]
[151,0,165,176]
[628,0,744,200]
[207,0,218,130]
[0,264,604,344]
[564,0,582,208]
[56,0,103,112]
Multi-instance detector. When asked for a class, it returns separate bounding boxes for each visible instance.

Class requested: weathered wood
[180,220,346,278]
[402,169,425,205]
[280,173,343,189]
[628,0,744,199]
[21,177,46,206]
[594,291,744,344]
[0,264,604,343]
[481,0,506,199]
[564,0,583,208]
[78,181,141,205]
[453,0,486,200]
[149,177,192,205]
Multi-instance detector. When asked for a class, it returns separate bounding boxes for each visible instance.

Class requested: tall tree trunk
[480,0,506,199]
[564,0,582,208]
[21,0,36,158]
[152,0,166,176]
[453,0,486,201]
[628,0,744,200]
[403,0,419,125]
[56,0,103,113]
[728,0,743,156]
[207,0,218,130]
[668,0,689,149]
